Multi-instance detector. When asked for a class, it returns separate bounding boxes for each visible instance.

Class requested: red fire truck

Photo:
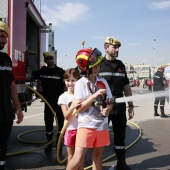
[0,0,56,111]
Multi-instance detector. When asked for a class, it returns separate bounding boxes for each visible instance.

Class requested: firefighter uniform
[153,68,168,118]
[0,51,15,169]
[99,57,130,169]
[32,61,65,152]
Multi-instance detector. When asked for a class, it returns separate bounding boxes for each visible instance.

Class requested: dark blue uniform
[0,52,14,167]
[153,71,166,91]
[153,70,168,117]
[32,66,65,143]
[99,57,130,162]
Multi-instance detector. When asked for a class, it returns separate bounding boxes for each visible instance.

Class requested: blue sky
[34,0,170,69]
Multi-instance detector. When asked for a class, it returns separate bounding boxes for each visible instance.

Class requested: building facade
[125,62,170,80]
[125,63,151,79]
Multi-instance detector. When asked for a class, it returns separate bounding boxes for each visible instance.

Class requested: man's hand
[16,109,24,124]
[128,107,134,120]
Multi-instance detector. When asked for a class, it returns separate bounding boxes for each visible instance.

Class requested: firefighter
[99,37,134,170]
[32,52,65,153]
[0,21,24,170]
[153,66,169,118]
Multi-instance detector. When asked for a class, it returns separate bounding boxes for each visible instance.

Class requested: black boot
[44,132,53,153]
[0,159,6,170]
[115,149,131,170]
[0,162,5,170]
[154,106,159,116]
[0,165,5,170]
[160,108,169,118]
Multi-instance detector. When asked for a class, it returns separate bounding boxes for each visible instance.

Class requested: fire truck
[0,0,56,111]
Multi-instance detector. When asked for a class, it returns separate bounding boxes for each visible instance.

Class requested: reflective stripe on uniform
[45,131,54,135]
[115,145,125,149]
[0,161,6,165]
[0,66,12,71]
[99,72,125,77]
[153,75,160,79]
[40,75,61,79]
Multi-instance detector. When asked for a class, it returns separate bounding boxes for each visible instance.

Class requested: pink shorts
[75,128,110,148]
[64,129,77,147]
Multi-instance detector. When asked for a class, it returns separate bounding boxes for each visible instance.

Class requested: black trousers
[108,103,127,148]
[0,121,13,163]
[44,102,64,133]
[154,96,165,108]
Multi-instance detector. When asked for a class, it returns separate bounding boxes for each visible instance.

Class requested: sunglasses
[88,48,102,65]
[45,57,53,61]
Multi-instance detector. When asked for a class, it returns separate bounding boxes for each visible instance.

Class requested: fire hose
[57,95,117,163]
[7,85,142,170]
[57,96,142,169]
[7,84,59,156]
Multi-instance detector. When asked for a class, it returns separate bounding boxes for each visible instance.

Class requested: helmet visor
[88,48,102,65]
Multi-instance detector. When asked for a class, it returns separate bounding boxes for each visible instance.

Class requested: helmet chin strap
[88,68,93,75]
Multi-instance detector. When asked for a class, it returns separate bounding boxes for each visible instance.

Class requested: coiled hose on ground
[7,84,59,156]
[7,84,142,170]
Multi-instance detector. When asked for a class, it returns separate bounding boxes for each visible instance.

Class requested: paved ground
[5,85,170,170]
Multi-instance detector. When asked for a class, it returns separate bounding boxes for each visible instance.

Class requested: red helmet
[76,48,103,72]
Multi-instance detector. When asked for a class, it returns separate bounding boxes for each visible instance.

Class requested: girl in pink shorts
[58,68,82,166]
[67,48,113,170]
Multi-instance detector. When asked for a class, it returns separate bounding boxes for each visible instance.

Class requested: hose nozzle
[93,96,116,108]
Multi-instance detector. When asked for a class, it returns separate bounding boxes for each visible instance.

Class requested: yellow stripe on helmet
[76,55,88,60]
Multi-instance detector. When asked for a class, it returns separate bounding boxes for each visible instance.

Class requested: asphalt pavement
[5,85,170,170]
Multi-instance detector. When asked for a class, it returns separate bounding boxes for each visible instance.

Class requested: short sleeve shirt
[0,52,15,122]
[153,71,166,91]
[32,66,65,102]
[58,92,78,130]
[99,57,129,97]
[74,76,113,130]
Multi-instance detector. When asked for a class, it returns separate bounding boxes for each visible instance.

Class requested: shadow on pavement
[6,118,170,170]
